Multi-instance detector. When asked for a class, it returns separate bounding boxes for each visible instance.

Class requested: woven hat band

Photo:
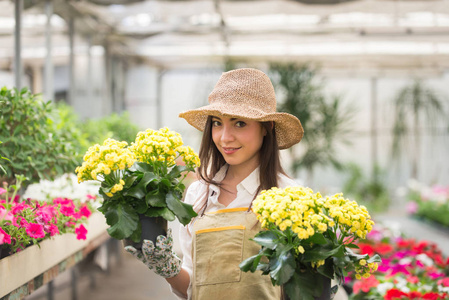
[208,69,277,114]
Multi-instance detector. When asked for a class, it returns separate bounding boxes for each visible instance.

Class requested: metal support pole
[68,17,75,105]
[370,77,378,173]
[87,36,93,112]
[14,0,23,90]
[44,0,54,101]
[156,70,165,129]
[71,268,78,300]
[47,281,54,300]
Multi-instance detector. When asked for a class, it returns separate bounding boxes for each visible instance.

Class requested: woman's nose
[221,124,235,143]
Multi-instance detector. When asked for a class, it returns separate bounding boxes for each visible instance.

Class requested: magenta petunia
[0,206,13,222]
[79,206,91,218]
[0,227,11,244]
[75,224,87,240]
[0,187,6,195]
[60,205,75,217]
[26,223,46,239]
[45,224,59,236]
[11,202,31,215]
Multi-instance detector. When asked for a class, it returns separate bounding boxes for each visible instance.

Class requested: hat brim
[179,104,303,150]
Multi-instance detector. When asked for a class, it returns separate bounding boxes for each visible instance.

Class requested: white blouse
[171,164,297,299]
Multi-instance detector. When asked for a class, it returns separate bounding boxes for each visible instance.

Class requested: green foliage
[269,63,356,179]
[343,163,390,213]
[391,80,447,179]
[0,87,79,185]
[81,112,141,146]
[408,190,449,227]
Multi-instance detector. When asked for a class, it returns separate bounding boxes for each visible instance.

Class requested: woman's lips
[222,147,241,154]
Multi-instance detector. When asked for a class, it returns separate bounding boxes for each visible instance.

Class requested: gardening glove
[124,228,182,278]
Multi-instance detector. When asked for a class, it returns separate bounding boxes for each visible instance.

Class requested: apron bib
[192,207,281,300]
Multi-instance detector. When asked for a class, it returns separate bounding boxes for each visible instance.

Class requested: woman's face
[211,116,266,171]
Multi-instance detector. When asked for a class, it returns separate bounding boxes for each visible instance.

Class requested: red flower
[375,243,394,255]
[75,225,87,240]
[358,243,375,255]
[385,288,408,300]
[408,291,422,299]
[422,292,444,300]
[26,223,46,239]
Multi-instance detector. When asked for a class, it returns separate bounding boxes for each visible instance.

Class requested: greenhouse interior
[1,0,449,299]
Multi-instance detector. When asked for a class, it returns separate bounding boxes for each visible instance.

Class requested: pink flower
[0,187,6,195]
[25,223,46,239]
[407,276,419,284]
[86,194,96,200]
[0,227,11,244]
[75,225,87,240]
[79,206,91,219]
[437,277,449,287]
[353,275,379,294]
[60,205,75,217]
[45,224,59,236]
[0,207,13,222]
[406,202,418,214]
[11,202,31,215]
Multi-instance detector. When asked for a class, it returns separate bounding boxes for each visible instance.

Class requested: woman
[126,68,346,300]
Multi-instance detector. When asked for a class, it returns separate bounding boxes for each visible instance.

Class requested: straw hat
[179,68,303,149]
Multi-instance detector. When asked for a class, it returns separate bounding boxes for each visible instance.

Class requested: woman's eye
[235,121,246,128]
[212,120,221,127]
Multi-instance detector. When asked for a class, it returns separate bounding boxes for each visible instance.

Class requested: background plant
[0,87,79,186]
[343,163,391,213]
[269,63,356,185]
[390,80,447,181]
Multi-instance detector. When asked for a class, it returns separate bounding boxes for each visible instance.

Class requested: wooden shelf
[0,213,110,299]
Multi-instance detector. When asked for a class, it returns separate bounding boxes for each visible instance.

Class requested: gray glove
[125,228,182,278]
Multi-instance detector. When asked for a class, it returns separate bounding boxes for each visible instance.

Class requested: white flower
[377,282,394,295]
[416,253,434,267]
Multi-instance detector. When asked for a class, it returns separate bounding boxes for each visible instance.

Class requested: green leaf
[135,199,148,214]
[144,207,176,221]
[269,250,295,285]
[253,230,278,249]
[304,233,327,245]
[103,203,139,240]
[345,243,359,249]
[124,175,138,189]
[165,191,197,225]
[168,165,189,179]
[129,162,153,173]
[129,222,142,243]
[146,190,166,207]
[302,244,344,262]
[239,254,260,273]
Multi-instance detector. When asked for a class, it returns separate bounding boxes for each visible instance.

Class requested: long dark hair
[197,116,286,213]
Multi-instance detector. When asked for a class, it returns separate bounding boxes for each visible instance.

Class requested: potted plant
[75,127,200,249]
[239,186,381,300]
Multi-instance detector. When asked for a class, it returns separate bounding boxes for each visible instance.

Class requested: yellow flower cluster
[129,127,200,168]
[354,260,379,279]
[323,193,374,239]
[75,138,136,183]
[252,186,374,242]
[252,186,335,240]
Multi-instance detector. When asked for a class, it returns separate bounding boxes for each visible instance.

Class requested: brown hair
[197,116,287,214]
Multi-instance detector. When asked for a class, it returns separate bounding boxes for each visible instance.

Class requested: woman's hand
[125,228,182,278]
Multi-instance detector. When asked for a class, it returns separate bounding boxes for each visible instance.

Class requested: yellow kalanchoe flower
[75,138,136,184]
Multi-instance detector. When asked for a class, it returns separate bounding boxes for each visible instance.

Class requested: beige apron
[192,207,281,300]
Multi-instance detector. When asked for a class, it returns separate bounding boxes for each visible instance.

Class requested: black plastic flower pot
[122,215,167,250]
